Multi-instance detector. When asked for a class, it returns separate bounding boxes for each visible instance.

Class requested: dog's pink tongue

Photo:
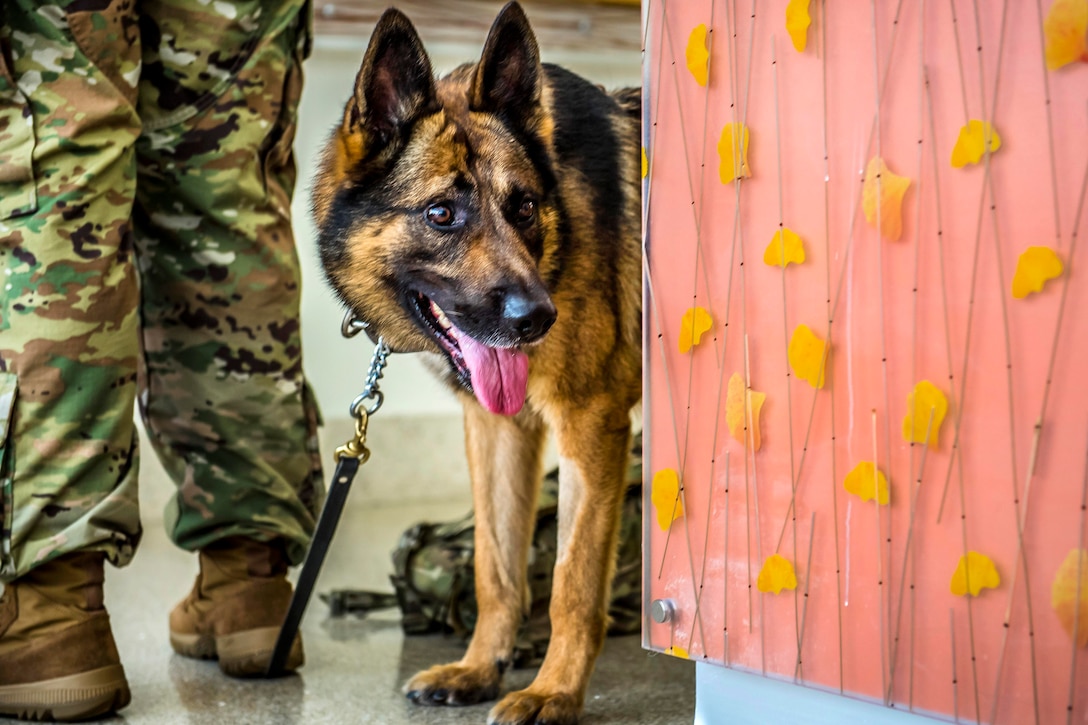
[457,333,528,416]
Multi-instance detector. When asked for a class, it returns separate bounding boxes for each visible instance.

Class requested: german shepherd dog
[312,3,640,723]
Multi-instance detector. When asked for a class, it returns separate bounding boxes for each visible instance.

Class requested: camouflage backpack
[324,433,643,668]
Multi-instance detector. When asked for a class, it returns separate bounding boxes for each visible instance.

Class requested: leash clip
[334,408,371,463]
[334,335,390,462]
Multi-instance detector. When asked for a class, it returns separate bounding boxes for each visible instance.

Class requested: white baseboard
[318,413,472,505]
[136,413,475,524]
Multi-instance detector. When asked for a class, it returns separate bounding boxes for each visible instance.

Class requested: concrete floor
[0,480,693,725]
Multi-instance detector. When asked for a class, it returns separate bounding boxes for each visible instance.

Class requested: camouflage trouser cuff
[0,0,320,578]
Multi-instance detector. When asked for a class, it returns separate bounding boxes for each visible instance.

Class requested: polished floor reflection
[5,492,693,724]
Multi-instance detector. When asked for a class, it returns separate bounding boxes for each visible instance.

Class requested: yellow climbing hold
[862,157,911,242]
[664,646,690,659]
[641,148,648,178]
[950,120,1002,168]
[788,324,828,389]
[686,24,710,86]
[1011,246,1064,299]
[902,380,948,450]
[678,306,713,354]
[725,372,766,450]
[718,123,751,183]
[651,468,684,531]
[785,0,812,53]
[950,551,1001,597]
[843,461,890,505]
[1044,0,1088,70]
[758,554,798,594]
[763,228,806,267]
[1051,548,1088,647]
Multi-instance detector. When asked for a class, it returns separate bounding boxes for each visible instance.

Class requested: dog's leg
[488,404,632,725]
[404,404,546,707]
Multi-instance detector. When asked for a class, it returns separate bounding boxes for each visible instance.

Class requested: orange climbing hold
[758,554,799,595]
[788,324,828,389]
[1011,246,1063,299]
[763,228,806,268]
[726,372,766,450]
[686,24,710,86]
[950,120,1002,168]
[902,380,948,450]
[862,157,911,242]
[950,552,1001,597]
[1044,0,1088,70]
[718,123,751,183]
[679,307,713,354]
[651,468,684,531]
[844,461,890,505]
[1051,549,1088,647]
[785,0,812,52]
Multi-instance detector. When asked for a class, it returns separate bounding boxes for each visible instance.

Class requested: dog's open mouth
[410,293,529,416]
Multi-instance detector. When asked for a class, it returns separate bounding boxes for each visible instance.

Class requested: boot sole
[0,665,131,722]
[170,626,304,677]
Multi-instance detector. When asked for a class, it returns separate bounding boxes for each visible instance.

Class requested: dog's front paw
[403,662,502,707]
[487,689,580,725]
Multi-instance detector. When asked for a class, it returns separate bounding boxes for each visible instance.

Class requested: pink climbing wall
[642,1,1088,723]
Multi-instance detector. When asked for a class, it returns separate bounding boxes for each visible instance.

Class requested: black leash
[266,456,359,676]
[266,322,389,677]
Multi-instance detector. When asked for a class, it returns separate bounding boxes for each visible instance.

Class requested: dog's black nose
[501,291,557,341]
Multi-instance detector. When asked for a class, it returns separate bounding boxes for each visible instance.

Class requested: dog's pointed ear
[470,2,542,126]
[344,8,436,151]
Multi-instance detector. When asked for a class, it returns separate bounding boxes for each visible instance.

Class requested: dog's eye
[425,203,455,227]
[516,196,536,224]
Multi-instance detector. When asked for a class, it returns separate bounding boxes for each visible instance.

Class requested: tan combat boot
[0,551,131,721]
[169,536,303,677]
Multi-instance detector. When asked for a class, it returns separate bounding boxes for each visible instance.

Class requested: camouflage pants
[0,0,324,580]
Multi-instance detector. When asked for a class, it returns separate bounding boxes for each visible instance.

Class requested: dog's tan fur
[312,4,640,723]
